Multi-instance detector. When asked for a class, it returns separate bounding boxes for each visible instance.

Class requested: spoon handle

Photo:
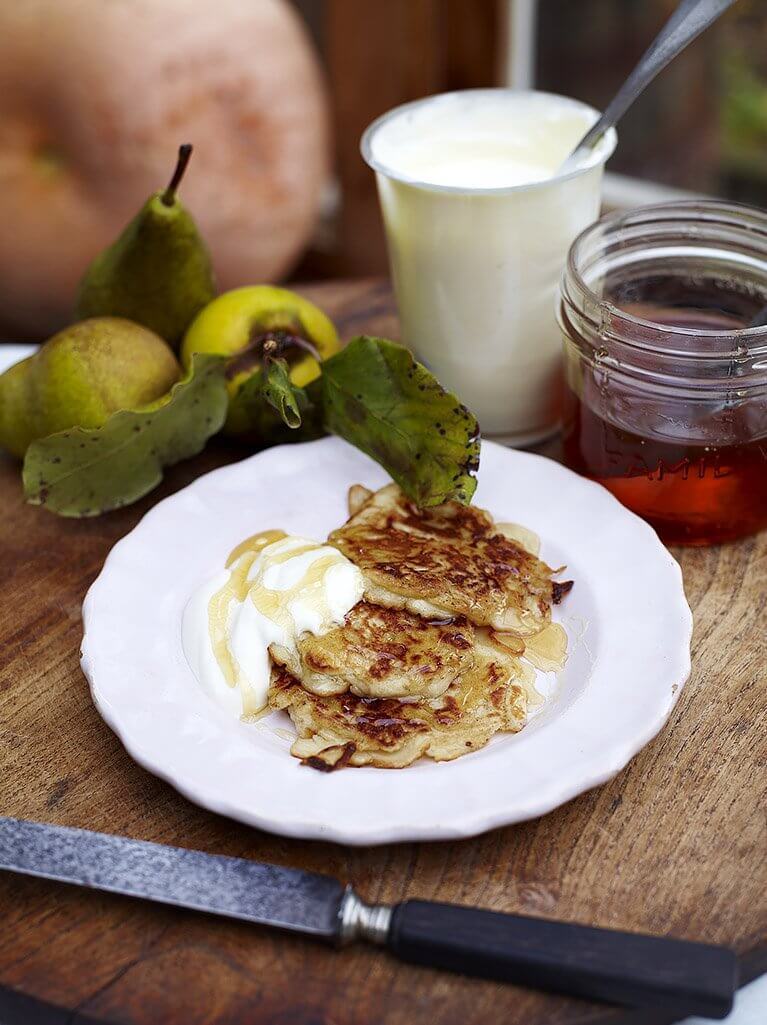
[565,0,738,168]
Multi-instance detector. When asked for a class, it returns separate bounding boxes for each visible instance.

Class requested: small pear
[76,145,216,347]
[181,285,339,437]
[0,317,180,458]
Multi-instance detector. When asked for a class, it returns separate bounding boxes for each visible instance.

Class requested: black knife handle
[387,900,738,1019]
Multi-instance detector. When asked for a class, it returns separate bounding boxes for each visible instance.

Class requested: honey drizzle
[518,660,544,709]
[492,522,568,703]
[490,630,526,656]
[209,542,264,687]
[523,622,568,673]
[209,530,348,714]
[241,550,342,630]
[489,620,568,709]
[226,529,287,567]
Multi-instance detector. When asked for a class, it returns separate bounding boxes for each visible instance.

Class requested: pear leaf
[23,353,228,517]
[261,356,304,429]
[321,336,480,507]
[227,365,325,445]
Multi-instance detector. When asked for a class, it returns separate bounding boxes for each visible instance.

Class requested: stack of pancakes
[268,483,573,770]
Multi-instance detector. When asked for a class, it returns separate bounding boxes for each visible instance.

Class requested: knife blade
[0,816,343,938]
[0,817,738,1019]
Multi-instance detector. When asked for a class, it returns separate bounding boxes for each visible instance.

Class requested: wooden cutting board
[0,279,765,1025]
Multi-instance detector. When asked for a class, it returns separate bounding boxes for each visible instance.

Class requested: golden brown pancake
[270,601,474,699]
[269,636,527,770]
[329,483,572,634]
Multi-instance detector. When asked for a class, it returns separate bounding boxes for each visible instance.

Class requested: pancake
[268,636,527,770]
[270,601,475,699]
[329,483,572,634]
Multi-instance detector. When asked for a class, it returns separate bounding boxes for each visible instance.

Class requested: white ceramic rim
[81,438,692,846]
[360,88,618,196]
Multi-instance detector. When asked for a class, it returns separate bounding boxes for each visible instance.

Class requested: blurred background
[295,0,767,278]
[1,0,765,339]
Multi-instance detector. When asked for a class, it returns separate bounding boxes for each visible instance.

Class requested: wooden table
[1,280,765,1025]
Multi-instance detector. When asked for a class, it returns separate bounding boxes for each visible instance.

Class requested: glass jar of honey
[558,200,767,545]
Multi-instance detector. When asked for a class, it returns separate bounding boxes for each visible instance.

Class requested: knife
[0,817,737,1019]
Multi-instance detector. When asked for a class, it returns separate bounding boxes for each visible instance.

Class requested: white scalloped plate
[81,437,692,845]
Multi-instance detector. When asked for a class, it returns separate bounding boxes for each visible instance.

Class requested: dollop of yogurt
[182,532,364,718]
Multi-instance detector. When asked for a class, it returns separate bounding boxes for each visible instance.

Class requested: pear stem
[161,144,193,206]
[225,331,321,380]
[255,331,321,363]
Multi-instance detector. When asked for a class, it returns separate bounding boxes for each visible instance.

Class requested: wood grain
[0,279,765,1025]
[320,1,505,279]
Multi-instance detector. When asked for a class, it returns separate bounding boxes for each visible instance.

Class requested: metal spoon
[560,0,739,172]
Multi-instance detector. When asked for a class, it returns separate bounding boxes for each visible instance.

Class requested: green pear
[0,317,180,458]
[75,145,216,347]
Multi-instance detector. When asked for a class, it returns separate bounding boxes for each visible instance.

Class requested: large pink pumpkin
[0,0,330,339]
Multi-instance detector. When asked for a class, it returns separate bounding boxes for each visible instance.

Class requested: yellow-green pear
[76,145,216,347]
[0,317,180,458]
[181,285,339,437]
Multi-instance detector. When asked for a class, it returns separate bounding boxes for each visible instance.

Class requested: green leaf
[226,366,325,445]
[321,336,480,507]
[261,356,304,429]
[23,353,228,517]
